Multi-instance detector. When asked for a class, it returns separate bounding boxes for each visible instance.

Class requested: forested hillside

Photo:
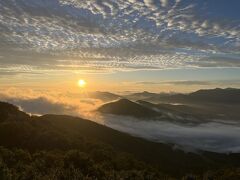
[0,102,240,179]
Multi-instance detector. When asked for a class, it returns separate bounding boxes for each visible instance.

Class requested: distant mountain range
[124,91,160,101]
[0,101,240,178]
[97,88,240,121]
[143,88,240,104]
[88,91,122,101]
[97,98,214,123]
[136,100,238,123]
[88,88,240,104]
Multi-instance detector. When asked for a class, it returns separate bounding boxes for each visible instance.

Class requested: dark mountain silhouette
[137,99,240,121]
[137,100,210,117]
[0,102,29,122]
[144,88,240,104]
[188,88,240,103]
[98,99,160,118]
[89,91,122,101]
[99,89,240,120]
[125,91,159,100]
[0,101,240,178]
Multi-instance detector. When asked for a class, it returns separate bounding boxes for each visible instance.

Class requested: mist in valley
[100,114,240,153]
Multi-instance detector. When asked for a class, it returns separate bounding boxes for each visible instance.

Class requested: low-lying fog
[1,89,240,154]
[97,114,240,154]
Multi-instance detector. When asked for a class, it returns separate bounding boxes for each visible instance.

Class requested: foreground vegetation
[1,147,240,180]
[0,102,240,179]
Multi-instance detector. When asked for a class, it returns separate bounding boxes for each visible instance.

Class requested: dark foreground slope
[0,102,240,179]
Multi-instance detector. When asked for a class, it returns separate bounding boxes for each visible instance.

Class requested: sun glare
[78,79,86,88]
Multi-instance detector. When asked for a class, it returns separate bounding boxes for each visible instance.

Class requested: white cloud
[160,0,168,7]
[0,0,239,74]
[103,115,240,153]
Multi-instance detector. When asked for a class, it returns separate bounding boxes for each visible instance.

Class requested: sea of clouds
[100,114,240,153]
[1,88,240,154]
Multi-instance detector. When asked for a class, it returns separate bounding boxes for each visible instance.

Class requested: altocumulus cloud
[0,0,240,74]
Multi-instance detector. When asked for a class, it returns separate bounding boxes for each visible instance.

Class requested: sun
[78,79,86,88]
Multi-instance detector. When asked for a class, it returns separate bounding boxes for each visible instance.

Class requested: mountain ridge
[0,101,29,122]
[0,101,240,178]
[98,98,160,118]
[143,88,240,104]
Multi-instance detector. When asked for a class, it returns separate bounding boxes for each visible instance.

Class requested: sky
[0,0,240,93]
[1,0,240,153]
